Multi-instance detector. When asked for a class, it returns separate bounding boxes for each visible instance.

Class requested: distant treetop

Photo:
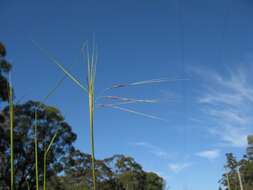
[0,42,6,57]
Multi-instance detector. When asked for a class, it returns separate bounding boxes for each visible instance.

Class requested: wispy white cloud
[195,67,253,147]
[196,149,220,160]
[168,162,191,173]
[131,142,171,159]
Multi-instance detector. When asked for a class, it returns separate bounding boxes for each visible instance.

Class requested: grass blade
[43,130,59,190]
[32,40,87,92]
[40,76,66,106]
[35,75,66,190]
[87,43,97,190]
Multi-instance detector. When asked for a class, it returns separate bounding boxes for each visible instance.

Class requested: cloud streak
[196,67,253,147]
[131,142,171,159]
[196,149,220,160]
[168,162,191,173]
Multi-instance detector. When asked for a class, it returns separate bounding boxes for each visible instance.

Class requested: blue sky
[1,0,253,189]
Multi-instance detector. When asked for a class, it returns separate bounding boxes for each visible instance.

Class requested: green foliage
[220,135,253,190]
[0,103,164,190]
[0,42,6,57]
[62,153,164,190]
[145,172,164,190]
[247,135,253,159]
[0,41,165,190]
[0,101,77,189]
[0,100,164,190]
[247,135,253,144]
[220,153,239,190]
[0,42,12,102]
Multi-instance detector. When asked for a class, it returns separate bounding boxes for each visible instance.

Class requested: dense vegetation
[2,41,253,190]
[0,42,164,190]
[219,136,253,190]
[0,42,11,103]
[0,101,164,189]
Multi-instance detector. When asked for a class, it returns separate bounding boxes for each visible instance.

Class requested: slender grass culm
[34,40,179,190]
[34,76,65,190]
[43,130,59,190]
[33,41,98,189]
[86,43,97,190]
[8,73,14,190]
[34,110,39,190]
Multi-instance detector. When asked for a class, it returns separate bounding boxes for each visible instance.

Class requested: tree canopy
[0,92,164,190]
[60,153,164,190]
[0,101,77,189]
[220,135,253,190]
[0,41,165,190]
[0,101,164,190]
[0,42,12,103]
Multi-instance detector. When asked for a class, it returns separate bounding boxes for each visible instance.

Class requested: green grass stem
[34,76,66,190]
[35,41,172,190]
[43,130,59,190]
[8,73,14,190]
[34,111,39,190]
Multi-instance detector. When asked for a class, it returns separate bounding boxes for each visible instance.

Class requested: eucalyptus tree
[0,101,77,190]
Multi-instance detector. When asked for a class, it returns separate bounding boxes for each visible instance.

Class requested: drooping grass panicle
[96,101,146,107]
[33,40,178,190]
[97,95,158,104]
[98,104,167,122]
[96,94,166,122]
[99,78,188,96]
